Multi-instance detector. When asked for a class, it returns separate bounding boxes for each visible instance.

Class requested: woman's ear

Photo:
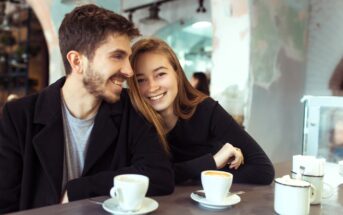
[66,51,83,74]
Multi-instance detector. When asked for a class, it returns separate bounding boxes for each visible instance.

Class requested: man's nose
[121,59,134,77]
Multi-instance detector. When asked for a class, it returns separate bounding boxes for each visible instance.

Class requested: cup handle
[309,184,317,203]
[110,187,116,198]
[322,182,334,199]
[110,187,122,199]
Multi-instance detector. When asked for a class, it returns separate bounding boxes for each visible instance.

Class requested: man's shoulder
[1,93,40,129]
[5,93,39,114]
[4,78,63,121]
[7,77,64,111]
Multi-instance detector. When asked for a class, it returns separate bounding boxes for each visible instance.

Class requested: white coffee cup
[274,175,317,215]
[110,174,149,212]
[291,172,323,205]
[201,170,233,203]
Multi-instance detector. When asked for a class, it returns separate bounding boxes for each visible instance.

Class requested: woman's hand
[213,143,244,169]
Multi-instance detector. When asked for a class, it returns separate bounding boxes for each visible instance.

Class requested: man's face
[82,34,133,103]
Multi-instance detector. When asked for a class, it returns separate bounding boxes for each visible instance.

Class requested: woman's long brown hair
[128,37,208,153]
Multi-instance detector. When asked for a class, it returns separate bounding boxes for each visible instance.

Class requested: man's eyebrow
[108,49,129,56]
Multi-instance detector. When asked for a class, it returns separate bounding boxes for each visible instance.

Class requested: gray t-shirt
[61,99,95,191]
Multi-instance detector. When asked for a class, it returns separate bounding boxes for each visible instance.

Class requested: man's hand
[60,191,69,204]
[213,143,244,169]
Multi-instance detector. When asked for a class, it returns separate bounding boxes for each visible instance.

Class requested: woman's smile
[147,92,167,101]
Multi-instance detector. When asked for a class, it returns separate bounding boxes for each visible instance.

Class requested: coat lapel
[32,77,66,200]
[33,116,64,199]
[82,101,122,175]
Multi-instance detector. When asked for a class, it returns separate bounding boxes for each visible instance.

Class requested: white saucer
[190,190,241,210]
[102,197,158,215]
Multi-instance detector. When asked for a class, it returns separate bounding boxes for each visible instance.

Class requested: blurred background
[0,0,342,163]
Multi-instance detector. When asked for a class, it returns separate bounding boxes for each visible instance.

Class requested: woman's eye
[137,79,146,84]
[157,72,166,77]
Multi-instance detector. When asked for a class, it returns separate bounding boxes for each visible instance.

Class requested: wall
[210,0,250,119]
[247,0,310,162]
[305,0,343,96]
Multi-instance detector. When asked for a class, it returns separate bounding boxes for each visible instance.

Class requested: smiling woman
[128,37,275,185]
[134,51,179,123]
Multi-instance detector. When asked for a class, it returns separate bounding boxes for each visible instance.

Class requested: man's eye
[112,55,124,60]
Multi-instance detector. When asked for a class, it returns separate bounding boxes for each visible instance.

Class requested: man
[0,4,174,213]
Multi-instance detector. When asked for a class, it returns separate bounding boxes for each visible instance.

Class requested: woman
[128,38,275,184]
[190,72,210,95]
[329,109,343,161]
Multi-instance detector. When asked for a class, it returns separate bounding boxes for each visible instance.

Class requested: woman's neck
[160,109,178,133]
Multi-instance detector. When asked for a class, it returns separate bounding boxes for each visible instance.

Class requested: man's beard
[82,64,120,103]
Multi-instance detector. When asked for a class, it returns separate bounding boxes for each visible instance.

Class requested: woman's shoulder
[196,97,218,112]
[194,96,233,121]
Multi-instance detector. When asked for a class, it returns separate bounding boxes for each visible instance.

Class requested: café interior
[0,0,343,214]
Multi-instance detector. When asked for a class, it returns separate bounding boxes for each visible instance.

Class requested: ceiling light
[191,21,211,29]
[196,0,206,13]
[138,4,168,35]
[139,4,168,25]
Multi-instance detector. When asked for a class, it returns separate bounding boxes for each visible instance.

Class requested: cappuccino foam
[204,171,231,178]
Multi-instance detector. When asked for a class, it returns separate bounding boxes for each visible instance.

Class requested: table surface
[8,162,343,215]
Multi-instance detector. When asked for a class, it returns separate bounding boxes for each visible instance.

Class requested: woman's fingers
[228,147,244,169]
[234,147,244,165]
[215,143,245,170]
[229,157,241,169]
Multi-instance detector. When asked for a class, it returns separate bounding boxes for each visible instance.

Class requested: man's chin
[102,93,121,103]
[103,96,120,103]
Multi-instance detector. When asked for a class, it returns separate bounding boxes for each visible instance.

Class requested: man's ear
[66,51,83,74]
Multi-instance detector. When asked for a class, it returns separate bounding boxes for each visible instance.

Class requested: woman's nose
[148,79,160,92]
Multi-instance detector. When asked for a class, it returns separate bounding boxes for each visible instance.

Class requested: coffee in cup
[201,170,233,203]
[110,174,149,212]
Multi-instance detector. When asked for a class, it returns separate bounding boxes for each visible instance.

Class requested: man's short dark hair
[58,4,140,74]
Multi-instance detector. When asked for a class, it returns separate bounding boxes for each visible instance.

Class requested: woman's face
[134,52,178,116]
[190,76,198,88]
[334,121,343,146]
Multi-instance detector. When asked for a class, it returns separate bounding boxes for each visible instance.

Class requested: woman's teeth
[149,93,164,101]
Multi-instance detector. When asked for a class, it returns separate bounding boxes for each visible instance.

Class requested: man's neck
[61,76,101,120]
